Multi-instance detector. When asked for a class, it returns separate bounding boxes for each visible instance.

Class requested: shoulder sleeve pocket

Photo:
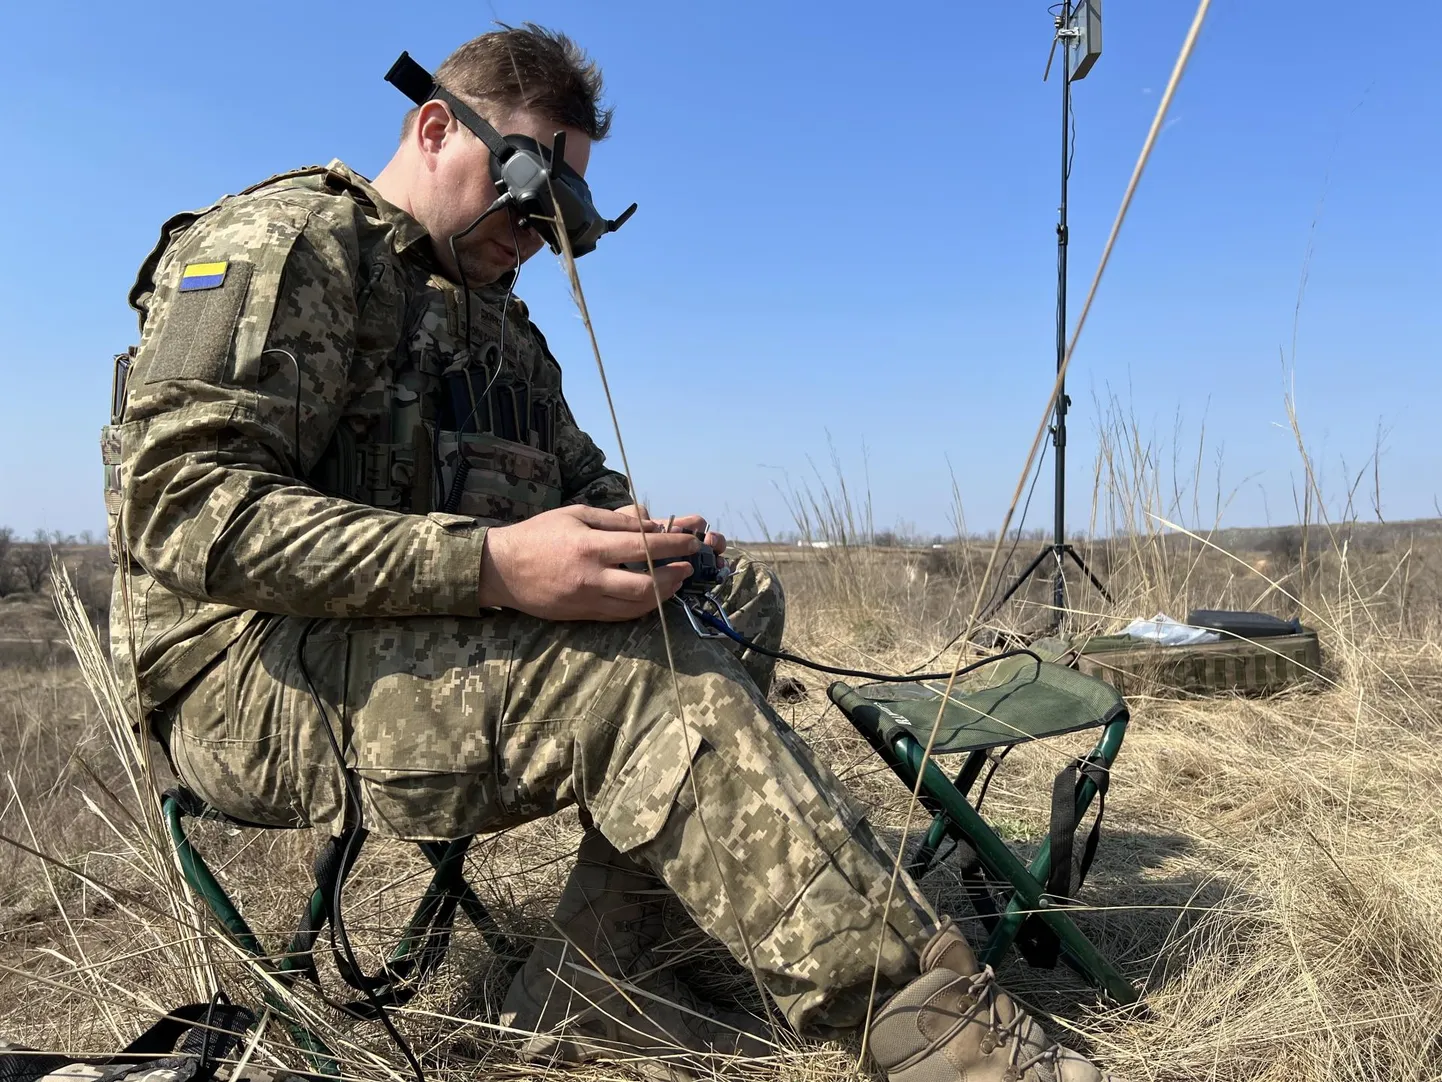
[140,208,309,387]
[143,262,254,384]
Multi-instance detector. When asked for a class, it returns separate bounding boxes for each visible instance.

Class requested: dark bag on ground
[0,996,255,1082]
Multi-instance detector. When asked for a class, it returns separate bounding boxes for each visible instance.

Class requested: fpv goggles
[386,51,636,257]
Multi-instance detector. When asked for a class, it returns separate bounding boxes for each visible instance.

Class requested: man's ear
[414,100,455,164]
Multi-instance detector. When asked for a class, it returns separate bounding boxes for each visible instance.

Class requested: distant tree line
[0,527,111,618]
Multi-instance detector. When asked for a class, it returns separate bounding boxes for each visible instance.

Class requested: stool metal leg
[908,749,989,878]
[976,720,1127,973]
[885,734,1139,1005]
[163,793,342,1077]
[392,837,468,969]
[418,840,520,959]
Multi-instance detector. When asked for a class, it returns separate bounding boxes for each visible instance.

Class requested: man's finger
[669,513,708,536]
[597,566,688,605]
[569,505,662,532]
[613,502,651,522]
[592,529,699,564]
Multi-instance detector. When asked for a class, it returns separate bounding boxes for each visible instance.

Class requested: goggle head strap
[386,51,513,162]
[385,51,637,258]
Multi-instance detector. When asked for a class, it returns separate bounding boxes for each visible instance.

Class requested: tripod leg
[1065,546,1113,602]
[979,547,1053,624]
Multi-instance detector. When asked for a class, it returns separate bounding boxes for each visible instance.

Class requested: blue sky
[1,1,1437,540]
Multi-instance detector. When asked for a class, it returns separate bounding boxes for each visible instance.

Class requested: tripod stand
[982,2,1111,630]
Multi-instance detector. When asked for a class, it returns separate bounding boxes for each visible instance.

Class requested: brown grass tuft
[4,431,1442,1082]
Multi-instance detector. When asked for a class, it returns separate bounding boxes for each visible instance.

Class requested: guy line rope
[858,0,1214,1064]
[545,0,1213,1066]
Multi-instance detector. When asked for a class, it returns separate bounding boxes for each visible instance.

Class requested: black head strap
[385,51,513,162]
[385,50,636,258]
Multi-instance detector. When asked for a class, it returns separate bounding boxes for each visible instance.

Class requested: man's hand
[479,505,703,621]
[614,504,727,555]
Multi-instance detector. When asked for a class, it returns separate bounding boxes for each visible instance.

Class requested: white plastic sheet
[1120,613,1221,646]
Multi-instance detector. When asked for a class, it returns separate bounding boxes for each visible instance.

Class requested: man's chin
[459,262,509,288]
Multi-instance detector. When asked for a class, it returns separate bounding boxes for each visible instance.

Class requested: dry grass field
[2,499,1442,1082]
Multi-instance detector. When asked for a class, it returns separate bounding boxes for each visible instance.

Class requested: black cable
[441,458,472,514]
[1067,90,1077,182]
[456,213,523,429]
[972,744,1015,812]
[262,348,304,472]
[499,210,522,361]
[448,201,524,436]
[693,605,1039,684]
[447,198,505,338]
[296,621,426,1082]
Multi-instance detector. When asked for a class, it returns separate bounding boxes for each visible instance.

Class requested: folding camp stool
[162,787,519,1076]
[828,656,1140,1005]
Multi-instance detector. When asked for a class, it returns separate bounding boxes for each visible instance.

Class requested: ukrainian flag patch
[179,260,229,291]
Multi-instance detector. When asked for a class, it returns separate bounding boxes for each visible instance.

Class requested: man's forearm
[125,409,488,619]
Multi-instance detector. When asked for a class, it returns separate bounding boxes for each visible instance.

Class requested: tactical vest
[104,165,565,563]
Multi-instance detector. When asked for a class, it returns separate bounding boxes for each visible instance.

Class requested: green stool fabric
[839,655,1127,754]
[829,659,1139,1004]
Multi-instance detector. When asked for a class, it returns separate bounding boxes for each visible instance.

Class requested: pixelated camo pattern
[163,559,937,1031]
[109,161,630,712]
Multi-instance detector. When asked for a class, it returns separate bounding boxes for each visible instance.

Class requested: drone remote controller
[622,543,730,596]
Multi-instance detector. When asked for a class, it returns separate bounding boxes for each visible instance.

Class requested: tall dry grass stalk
[51,561,211,997]
[3,416,1441,1082]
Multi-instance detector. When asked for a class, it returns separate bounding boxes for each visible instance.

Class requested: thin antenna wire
[857,0,1214,1065]
[544,204,783,1048]
[478,44,777,1048]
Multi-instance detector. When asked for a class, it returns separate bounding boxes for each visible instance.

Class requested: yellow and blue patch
[179,260,229,291]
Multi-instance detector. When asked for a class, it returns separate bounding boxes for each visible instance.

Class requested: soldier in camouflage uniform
[103,24,1125,1082]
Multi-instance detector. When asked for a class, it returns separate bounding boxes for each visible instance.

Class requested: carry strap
[1015,754,1110,968]
[282,827,364,989]
[295,828,466,1020]
[0,995,254,1082]
[307,827,405,1002]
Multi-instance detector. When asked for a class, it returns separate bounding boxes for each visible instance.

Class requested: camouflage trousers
[159,555,938,1031]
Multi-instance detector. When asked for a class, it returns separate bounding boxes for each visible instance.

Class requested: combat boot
[870,918,1123,1082]
[499,829,771,1077]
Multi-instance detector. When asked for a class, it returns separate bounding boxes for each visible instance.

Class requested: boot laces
[921,966,1070,1082]
[1009,1037,1071,1082]
[981,973,1072,1082]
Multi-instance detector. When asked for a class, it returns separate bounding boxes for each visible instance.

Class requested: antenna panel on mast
[1067,0,1102,81]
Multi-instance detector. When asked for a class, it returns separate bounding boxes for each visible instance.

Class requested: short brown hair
[401,24,612,143]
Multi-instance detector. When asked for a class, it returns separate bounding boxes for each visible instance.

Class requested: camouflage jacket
[106,161,631,712]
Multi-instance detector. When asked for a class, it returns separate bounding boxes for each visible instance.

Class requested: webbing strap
[384,53,513,161]
[1016,755,1110,968]
[304,828,469,1019]
[0,996,254,1082]
[311,827,402,998]
[280,828,363,988]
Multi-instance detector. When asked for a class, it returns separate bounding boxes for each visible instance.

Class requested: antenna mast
[983,0,1111,632]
